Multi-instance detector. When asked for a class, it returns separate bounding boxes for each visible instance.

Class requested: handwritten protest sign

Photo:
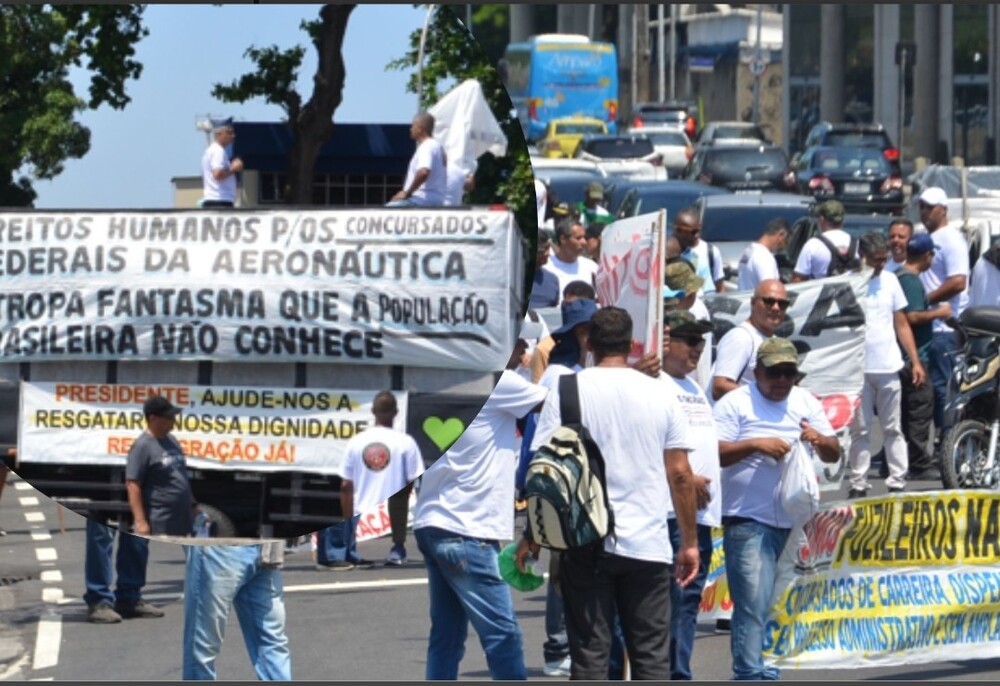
[18,381,407,476]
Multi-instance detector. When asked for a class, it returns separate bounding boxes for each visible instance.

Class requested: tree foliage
[212,5,355,205]
[0,5,147,206]
[386,5,536,242]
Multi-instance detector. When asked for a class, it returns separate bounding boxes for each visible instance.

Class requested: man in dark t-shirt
[126,395,195,536]
[896,234,953,478]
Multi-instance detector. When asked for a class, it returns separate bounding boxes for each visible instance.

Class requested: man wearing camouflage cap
[792,200,858,280]
[713,337,840,680]
[663,258,712,388]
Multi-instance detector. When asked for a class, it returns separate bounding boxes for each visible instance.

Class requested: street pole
[658,4,665,102]
[752,4,763,124]
[417,4,437,113]
[670,3,677,101]
[899,48,906,172]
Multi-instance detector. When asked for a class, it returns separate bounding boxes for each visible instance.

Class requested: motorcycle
[940,306,1000,489]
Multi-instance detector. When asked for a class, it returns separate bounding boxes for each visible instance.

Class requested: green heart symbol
[422,416,466,451]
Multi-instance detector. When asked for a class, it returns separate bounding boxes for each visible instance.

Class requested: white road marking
[19,497,40,507]
[24,512,45,523]
[35,548,57,563]
[13,480,32,490]
[40,571,62,583]
[32,611,61,671]
[30,531,52,542]
[41,588,63,604]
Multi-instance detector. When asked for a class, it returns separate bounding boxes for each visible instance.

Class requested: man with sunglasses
[713,337,840,680]
[846,232,926,498]
[658,310,720,680]
[710,279,790,401]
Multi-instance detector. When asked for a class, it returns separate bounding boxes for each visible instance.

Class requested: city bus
[501,34,619,143]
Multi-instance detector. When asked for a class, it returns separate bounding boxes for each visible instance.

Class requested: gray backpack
[524,374,613,550]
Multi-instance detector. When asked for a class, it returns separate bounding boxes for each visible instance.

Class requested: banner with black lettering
[18,381,408,475]
[764,491,1000,669]
[0,209,520,371]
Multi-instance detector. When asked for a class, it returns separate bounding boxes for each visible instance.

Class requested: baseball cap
[551,298,598,337]
[586,181,605,201]
[666,310,715,337]
[756,337,800,368]
[906,232,936,257]
[817,200,845,225]
[664,260,704,296]
[143,395,182,418]
[918,186,948,207]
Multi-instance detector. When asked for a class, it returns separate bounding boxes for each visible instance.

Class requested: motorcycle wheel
[941,420,992,489]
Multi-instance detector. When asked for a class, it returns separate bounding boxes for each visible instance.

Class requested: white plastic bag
[780,441,820,527]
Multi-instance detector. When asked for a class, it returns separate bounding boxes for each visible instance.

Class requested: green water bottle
[498,542,545,592]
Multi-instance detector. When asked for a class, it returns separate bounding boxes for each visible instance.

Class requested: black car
[799,121,900,174]
[793,145,905,215]
[684,144,796,193]
[613,180,729,220]
[627,100,698,140]
[533,167,610,209]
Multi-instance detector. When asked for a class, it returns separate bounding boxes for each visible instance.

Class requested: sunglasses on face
[763,366,799,379]
[755,296,791,311]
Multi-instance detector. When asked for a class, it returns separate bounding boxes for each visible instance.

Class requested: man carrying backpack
[519,307,700,680]
[791,200,859,281]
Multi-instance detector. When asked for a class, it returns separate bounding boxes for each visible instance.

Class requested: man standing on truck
[125,395,195,537]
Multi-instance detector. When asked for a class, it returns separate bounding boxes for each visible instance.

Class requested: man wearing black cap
[125,395,195,538]
[791,200,858,281]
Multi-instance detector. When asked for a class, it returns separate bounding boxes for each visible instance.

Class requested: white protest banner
[18,381,407,476]
[764,490,1000,669]
[704,272,869,490]
[0,209,520,371]
[594,211,665,361]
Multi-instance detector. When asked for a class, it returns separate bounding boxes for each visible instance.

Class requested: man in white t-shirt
[658,310,720,680]
[792,200,857,280]
[673,208,726,293]
[520,307,699,680]
[713,337,840,680]
[736,217,790,292]
[885,218,914,273]
[201,121,243,207]
[710,279,790,400]
[663,259,713,390]
[916,186,970,433]
[412,370,547,680]
[846,233,926,498]
[387,112,447,207]
[541,218,599,301]
[443,162,475,207]
[315,392,424,571]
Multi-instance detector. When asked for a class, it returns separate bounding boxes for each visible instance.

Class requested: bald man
[388,112,447,207]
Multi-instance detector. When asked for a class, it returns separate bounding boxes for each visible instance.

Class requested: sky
[31,4,440,209]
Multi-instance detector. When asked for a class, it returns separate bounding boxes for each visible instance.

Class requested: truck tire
[197,503,239,538]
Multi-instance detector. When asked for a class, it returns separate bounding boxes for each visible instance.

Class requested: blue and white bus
[501,34,619,143]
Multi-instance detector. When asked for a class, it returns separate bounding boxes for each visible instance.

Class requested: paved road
[3,471,1000,681]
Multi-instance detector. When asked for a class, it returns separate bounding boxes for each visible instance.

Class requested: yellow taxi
[537,117,609,158]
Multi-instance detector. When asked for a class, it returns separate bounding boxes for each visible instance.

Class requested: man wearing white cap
[916,186,969,434]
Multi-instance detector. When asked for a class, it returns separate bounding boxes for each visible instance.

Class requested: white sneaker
[543,656,571,677]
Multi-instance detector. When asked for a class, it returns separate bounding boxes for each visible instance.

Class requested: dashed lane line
[18,497,40,507]
[35,548,57,563]
[31,610,61,672]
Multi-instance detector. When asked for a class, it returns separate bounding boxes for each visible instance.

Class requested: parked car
[536,116,609,159]
[613,180,728,222]
[798,121,900,174]
[692,193,815,280]
[779,212,893,281]
[626,126,693,177]
[532,163,610,210]
[627,100,698,140]
[574,133,665,181]
[793,145,905,215]
[684,143,796,193]
[694,121,769,147]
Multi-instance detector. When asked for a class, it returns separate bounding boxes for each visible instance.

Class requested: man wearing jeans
[713,338,839,679]
[412,368,546,680]
[182,542,291,680]
[83,518,163,623]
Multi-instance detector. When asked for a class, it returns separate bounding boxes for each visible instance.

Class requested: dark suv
[799,121,901,174]
[627,101,698,139]
[684,143,795,193]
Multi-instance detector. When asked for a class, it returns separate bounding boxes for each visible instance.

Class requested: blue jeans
[182,545,291,681]
[414,526,526,680]
[929,331,958,431]
[316,518,359,565]
[723,518,790,681]
[83,517,147,606]
[542,566,569,663]
[668,520,715,680]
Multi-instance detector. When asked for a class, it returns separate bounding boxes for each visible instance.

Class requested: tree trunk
[286,4,355,205]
